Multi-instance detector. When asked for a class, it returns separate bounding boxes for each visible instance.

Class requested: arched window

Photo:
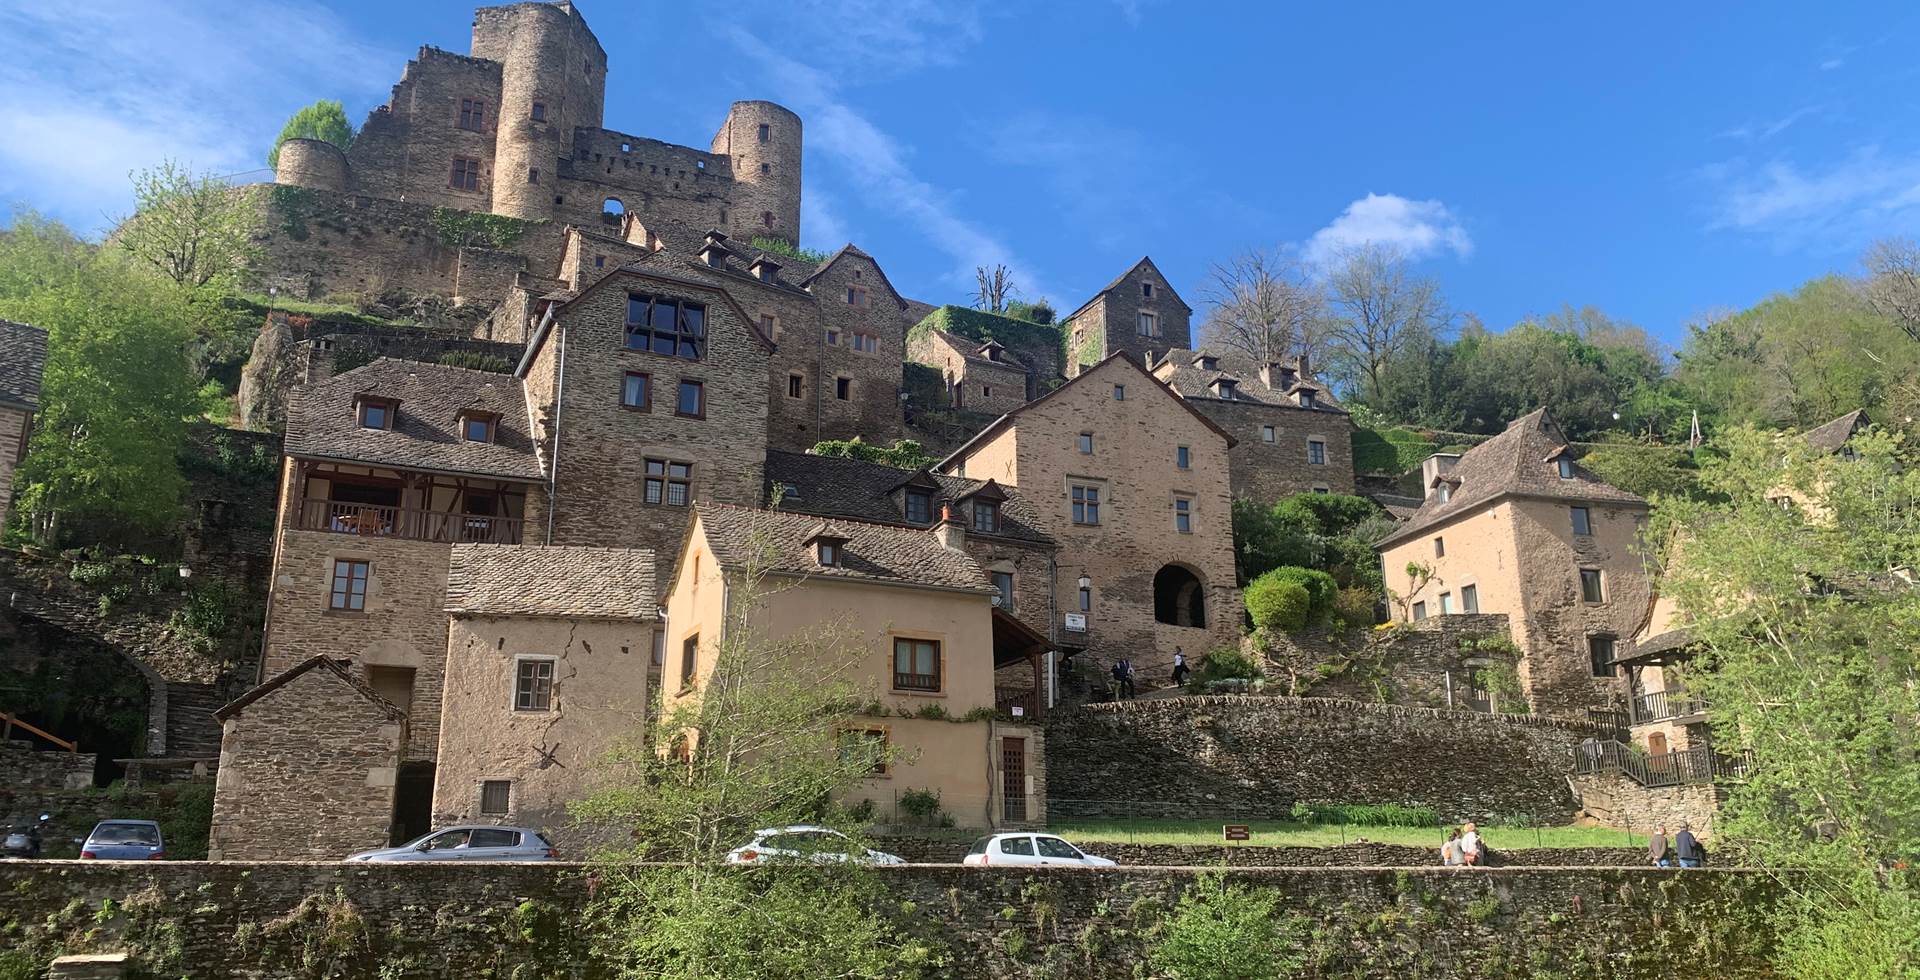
[602,198,625,224]
[1153,565,1206,628]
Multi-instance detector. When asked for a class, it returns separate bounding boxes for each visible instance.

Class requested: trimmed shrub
[1334,585,1380,628]
[1245,574,1311,632]
[1196,647,1263,685]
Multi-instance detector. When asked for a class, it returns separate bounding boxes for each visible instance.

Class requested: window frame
[459,412,497,444]
[328,559,370,612]
[679,634,699,691]
[1077,432,1094,454]
[1112,384,1125,401]
[621,371,651,411]
[675,379,706,419]
[1557,457,1575,479]
[479,780,511,816]
[971,500,999,533]
[623,293,708,361]
[891,636,943,693]
[513,657,556,712]
[450,156,480,191]
[458,98,486,131]
[1261,425,1276,444]
[1579,568,1605,603]
[851,331,878,353]
[1173,495,1193,533]
[834,377,852,401]
[531,102,546,122]
[1308,439,1327,466]
[1438,592,1453,615]
[839,726,889,776]
[644,458,693,507]
[903,489,933,525]
[1411,600,1427,621]
[847,284,870,307]
[1588,635,1618,677]
[1176,445,1190,470]
[1137,311,1158,337]
[1571,505,1593,536]
[1070,483,1102,525]
[1460,583,1478,614]
[991,571,1015,610]
[356,397,396,431]
[1434,536,1445,558]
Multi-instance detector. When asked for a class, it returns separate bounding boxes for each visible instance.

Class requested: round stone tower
[273,138,349,193]
[471,1,608,220]
[712,101,803,246]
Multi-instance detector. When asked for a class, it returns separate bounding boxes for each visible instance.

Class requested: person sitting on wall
[1440,828,1465,866]
[1673,822,1705,868]
[1460,822,1484,866]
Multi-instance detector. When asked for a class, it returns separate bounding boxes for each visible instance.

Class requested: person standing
[1440,829,1465,866]
[1171,648,1190,687]
[1460,822,1483,866]
[1648,825,1672,868]
[1673,822,1704,868]
[1119,658,1136,699]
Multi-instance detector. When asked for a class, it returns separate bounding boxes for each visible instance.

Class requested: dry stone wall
[1046,696,1611,822]
[1573,770,1725,837]
[873,835,1647,867]
[0,742,94,790]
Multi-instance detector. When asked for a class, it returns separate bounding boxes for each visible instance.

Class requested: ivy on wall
[429,208,533,250]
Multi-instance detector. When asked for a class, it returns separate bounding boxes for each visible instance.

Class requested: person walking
[1440,829,1465,866]
[1460,822,1483,866]
[1171,648,1190,688]
[1119,658,1136,699]
[1648,825,1673,868]
[1673,822,1704,868]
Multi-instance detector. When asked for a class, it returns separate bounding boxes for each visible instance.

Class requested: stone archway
[1153,564,1207,628]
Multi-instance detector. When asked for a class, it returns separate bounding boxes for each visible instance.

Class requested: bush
[1289,801,1439,828]
[1245,574,1311,632]
[1334,586,1379,628]
[1150,873,1308,980]
[897,788,943,824]
[1196,648,1263,686]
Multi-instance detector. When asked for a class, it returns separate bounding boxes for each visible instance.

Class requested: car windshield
[92,824,159,845]
[1036,837,1082,859]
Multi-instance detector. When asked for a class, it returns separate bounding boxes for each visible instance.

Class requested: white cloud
[1717,104,1826,143]
[1820,57,1846,71]
[1302,193,1473,268]
[1703,146,1920,251]
[0,0,394,234]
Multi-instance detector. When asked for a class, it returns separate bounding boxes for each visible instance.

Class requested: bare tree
[1863,237,1920,344]
[1322,243,1447,400]
[1198,248,1329,365]
[974,264,1016,313]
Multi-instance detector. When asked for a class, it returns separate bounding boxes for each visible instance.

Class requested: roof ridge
[702,501,942,536]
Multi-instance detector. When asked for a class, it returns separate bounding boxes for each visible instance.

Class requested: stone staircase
[163,683,225,759]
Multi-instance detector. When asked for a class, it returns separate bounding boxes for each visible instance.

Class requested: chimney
[1421,453,1461,499]
[935,503,967,551]
[1294,352,1310,378]
[1261,361,1295,389]
[748,254,782,283]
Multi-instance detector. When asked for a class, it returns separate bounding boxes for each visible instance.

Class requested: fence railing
[1573,740,1753,788]
[298,499,524,545]
[1629,689,1708,725]
[1586,708,1630,732]
[995,686,1041,719]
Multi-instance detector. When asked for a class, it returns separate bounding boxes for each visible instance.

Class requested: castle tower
[273,138,349,193]
[711,101,802,246]
[471,1,608,220]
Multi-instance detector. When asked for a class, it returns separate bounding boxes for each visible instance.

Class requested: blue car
[78,820,165,861]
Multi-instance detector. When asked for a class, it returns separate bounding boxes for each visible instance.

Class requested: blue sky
[4,1,1919,347]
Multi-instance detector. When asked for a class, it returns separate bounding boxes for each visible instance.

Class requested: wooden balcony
[1573,740,1753,788]
[1629,689,1708,726]
[297,499,525,545]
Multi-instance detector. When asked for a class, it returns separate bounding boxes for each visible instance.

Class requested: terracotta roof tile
[285,358,542,481]
[446,545,656,618]
[696,503,994,594]
[0,319,48,409]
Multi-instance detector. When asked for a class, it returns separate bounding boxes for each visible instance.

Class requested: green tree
[1577,439,1701,500]
[808,437,936,471]
[118,160,261,291]
[0,214,200,543]
[1231,492,1391,598]
[266,99,355,170]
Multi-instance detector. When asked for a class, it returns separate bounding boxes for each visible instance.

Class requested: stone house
[0,319,47,534]
[907,328,1032,417]
[666,504,1046,827]
[1149,349,1353,501]
[937,353,1242,683]
[1377,409,1649,718]
[1064,258,1191,376]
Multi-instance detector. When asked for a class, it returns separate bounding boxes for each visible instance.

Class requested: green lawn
[1049,819,1645,850]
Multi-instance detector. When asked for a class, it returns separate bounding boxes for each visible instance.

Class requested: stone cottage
[1150,349,1353,500]
[907,328,1033,416]
[1064,257,1191,375]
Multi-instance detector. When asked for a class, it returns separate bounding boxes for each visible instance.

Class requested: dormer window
[356,397,396,430]
[904,489,933,525]
[459,411,497,444]
[1211,378,1238,399]
[1194,355,1218,371]
[817,541,840,566]
[1557,457,1575,479]
[971,500,999,533]
[1437,481,1454,503]
[805,527,851,568]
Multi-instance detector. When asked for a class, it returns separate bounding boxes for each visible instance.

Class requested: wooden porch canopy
[991,608,1049,669]
[1612,628,1696,669]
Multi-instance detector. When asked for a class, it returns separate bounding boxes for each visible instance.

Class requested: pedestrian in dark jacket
[1673,822,1704,868]
[1648,825,1673,867]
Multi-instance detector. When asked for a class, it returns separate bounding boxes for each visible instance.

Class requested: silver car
[346,826,557,862]
[726,826,905,866]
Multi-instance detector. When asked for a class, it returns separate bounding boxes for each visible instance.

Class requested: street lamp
[1076,573,1091,592]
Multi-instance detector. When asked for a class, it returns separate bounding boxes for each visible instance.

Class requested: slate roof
[1617,628,1695,666]
[446,545,656,618]
[695,503,995,594]
[1377,408,1645,548]
[1369,492,1426,522]
[0,319,48,410]
[1064,256,1191,321]
[1804,409,1869,454]
[1152,347,1343,412]
[927,328,1030,372]
[285,358,542,481]
[214,655,408,722]
[765,449,1053,545]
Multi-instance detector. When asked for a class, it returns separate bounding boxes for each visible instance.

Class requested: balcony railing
[1630,689,1708,725]
[298,499,524,545]
[893,672,940,693]
[1573,740,1754,788]
[995,686,1041,719]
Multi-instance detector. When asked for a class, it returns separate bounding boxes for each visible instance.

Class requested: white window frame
[512,656,557,712]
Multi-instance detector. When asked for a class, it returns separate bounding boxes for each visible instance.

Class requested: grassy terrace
[1049,819,1647,850]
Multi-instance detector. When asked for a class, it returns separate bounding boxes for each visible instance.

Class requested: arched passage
[1154,564,1207,628]
[601,197,625,223]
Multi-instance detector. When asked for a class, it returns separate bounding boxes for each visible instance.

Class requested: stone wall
[0,741,94,790]
[871,835,1646,867]
[1270,614,1522,712]
[0,861,1781,979]
[1573,770,1725,837]
[1186,397,1357,500]
[1046,696,1611,822]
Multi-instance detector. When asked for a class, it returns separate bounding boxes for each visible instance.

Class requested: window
[531,102,546,122]
[1299,390,1317,409]
[1461,584,1478,613]
[1176,446,1190,469]
[1588,635,1618,677]
[1142,282,1154,299]
[824,328,840,347]
[759,313,781,341]
[651,631,665,667]
[1557,457,1575,479]
[1173,496,1192,533]
[840,728,888,775]
[1438,592,1453,615]
[450,157,480,190]
[645,459,692,506]
[1071,484,1101,525]
[680,635,698,688]
[1078,583,1091,611]
[1437,483,1453,503]
[787,373,803,399]
[992,572,1014,609]
[357,398,394,430]
[676,379,705,418]
[1571,506,1592,536]
[470,828,518,848]
[757,123,770,143]
[515,659,554,711]
[480,780,510,816]
[835,377,851,400]
[461,414,495,443]
[817,541,840,566]
[971,500,999,533]
[1308,439,1327,466]
[1000,836,1035,856]
[1313,485,1330,493]
[367,666,413,716]
[622,372,650,410]
[1580,568,1605,603]
[1138,311,1158,337]
[852,331,878,353]
[983,385,992,398]
[847,285,869,307]
[458,98,485,131]
[1077,432,1094,454]
[1411,601,1427,621]
[624,294,707,360]
[1113,384,1126,400]
[328,559,369,611]
[1434,537,1445,558]
[1261,425,1276,443]
[760,162,771,174]
[528,168,540,184]
[893,638,941,692]
[904,489,933,525]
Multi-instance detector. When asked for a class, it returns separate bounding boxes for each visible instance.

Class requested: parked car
[346,826,558,862]
[726,826,905,866]
[962,833,1115,867]
[77,820,165,861]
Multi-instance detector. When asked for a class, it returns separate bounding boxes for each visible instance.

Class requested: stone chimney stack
[935,503,966,551]
[1421,453,1462,499]
[1294,352,1310,379]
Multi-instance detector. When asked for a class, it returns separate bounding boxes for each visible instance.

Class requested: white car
[962,833,1116,867]
[725,826,905,866]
